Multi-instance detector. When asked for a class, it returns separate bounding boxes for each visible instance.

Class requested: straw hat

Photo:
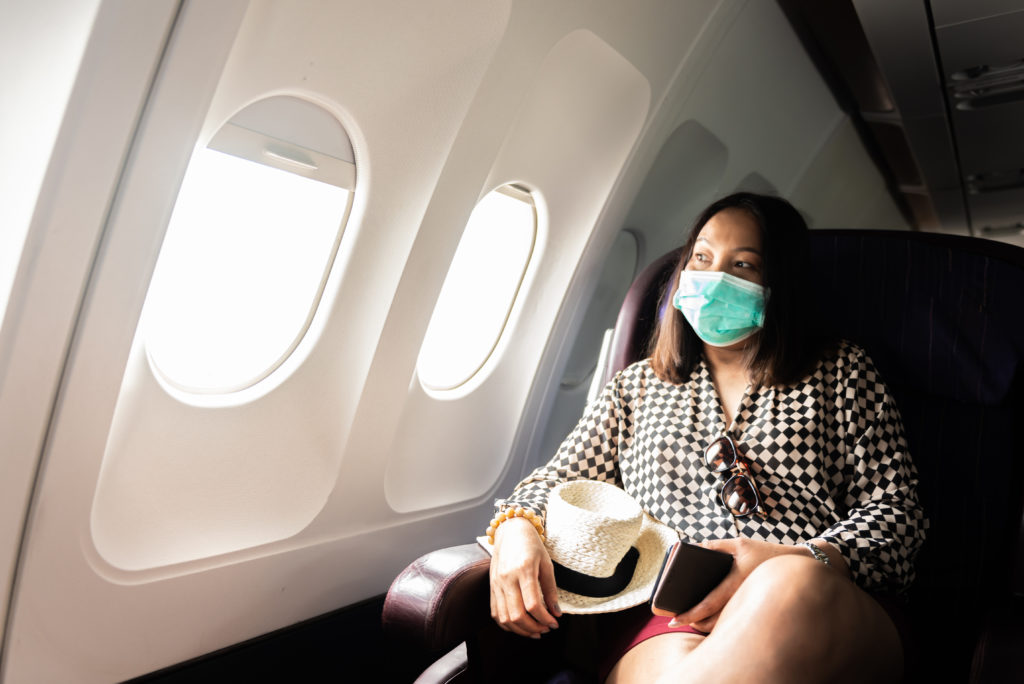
[478,480,679,614]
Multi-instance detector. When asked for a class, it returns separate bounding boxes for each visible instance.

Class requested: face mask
[672,270,768,347]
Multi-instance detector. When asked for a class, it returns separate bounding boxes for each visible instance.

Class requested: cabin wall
[0,0,102,326]
[1,0,906,681]
[531,0,907,472]
[0,0,186,674]
[0,0,105,616]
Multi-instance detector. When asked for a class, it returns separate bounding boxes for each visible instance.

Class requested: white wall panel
[386,30,650,512]
[0,0,180,659]
[0,0,102,326]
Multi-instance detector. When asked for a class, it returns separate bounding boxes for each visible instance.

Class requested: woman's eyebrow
[694,236,761,255]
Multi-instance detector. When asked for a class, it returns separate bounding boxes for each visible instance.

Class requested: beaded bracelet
[485,506,545,545]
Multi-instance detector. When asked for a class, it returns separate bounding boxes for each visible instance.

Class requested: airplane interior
[2,0,1023,682]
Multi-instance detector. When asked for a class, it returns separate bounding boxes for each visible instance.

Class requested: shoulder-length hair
[648,192,820,387]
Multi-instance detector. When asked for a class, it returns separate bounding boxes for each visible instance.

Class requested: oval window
[143,96,355,393]
[417,185,537,391]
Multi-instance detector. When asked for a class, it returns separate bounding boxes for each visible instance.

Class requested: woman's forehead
[697,209,762,251]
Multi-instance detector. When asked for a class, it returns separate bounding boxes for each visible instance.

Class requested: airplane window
[417,185,536,391]
[142,96,354,394]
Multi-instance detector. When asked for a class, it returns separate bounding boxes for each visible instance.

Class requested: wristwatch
[801,541,831,566]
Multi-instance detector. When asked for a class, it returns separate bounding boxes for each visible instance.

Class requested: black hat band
[551,546,640,598]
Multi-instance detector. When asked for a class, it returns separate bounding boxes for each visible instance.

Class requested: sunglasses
[704,435,768,519]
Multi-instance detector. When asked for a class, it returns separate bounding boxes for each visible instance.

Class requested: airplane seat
[383,229,1024,684]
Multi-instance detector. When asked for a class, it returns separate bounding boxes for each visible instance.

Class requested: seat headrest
[603,230,1024,407]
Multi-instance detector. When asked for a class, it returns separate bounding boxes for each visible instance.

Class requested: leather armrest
[412,643,469,684]
[382,543,491,653]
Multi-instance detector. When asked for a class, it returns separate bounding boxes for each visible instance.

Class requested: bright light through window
[417,186,536,391]
[144,148,349,393]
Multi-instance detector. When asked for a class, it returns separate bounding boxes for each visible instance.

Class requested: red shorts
[596,605,708,681]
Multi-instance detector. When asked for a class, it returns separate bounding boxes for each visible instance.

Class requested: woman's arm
[665,347,925,630]
[817,346,928,591]
[489,516,561,637]
[488,366,633,636]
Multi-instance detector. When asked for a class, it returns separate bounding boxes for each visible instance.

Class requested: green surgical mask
[672,270,767,347]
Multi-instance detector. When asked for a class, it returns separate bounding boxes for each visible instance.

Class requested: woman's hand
[667,538,806,632]
[489,516,562,638]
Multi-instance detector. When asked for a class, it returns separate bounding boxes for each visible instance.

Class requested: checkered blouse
[500,341,928,592]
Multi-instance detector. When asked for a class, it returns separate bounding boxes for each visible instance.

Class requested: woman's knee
[718,554,856,649]
[734,553,843,615]
[720,554,902,682]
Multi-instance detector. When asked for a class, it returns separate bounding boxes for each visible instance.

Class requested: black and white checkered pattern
[502,341,928,592]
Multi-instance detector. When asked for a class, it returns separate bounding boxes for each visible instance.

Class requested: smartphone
[650,541,733,616]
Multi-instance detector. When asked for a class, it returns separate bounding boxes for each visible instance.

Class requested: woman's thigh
[692,555,903,684]
[605,632,705,683]
[607,555,902,684]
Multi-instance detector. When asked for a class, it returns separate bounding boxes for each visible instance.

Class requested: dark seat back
[603,229,1024,681]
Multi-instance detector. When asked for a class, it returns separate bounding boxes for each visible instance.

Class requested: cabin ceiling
[779,0,1024,239]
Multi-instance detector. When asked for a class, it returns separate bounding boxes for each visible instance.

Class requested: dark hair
[649,192,821,387]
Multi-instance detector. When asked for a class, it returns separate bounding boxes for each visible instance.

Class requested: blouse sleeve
[496,369,629,523]
[819,346,928,591]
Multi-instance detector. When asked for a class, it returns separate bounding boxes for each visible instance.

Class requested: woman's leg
[609,554,902,683]
[605,632,704,683]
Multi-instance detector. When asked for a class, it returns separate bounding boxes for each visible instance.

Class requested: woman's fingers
[668,537,743,627]
[489,517,559,638]
[669,571,738,627]
[539,558,563,618]
[500,579,550,637]
[669,537,803,630]
[490,577,526,635]
[690,611,720,632]
[520,566,559,629]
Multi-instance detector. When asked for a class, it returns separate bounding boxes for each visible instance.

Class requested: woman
[487,193,927,683]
